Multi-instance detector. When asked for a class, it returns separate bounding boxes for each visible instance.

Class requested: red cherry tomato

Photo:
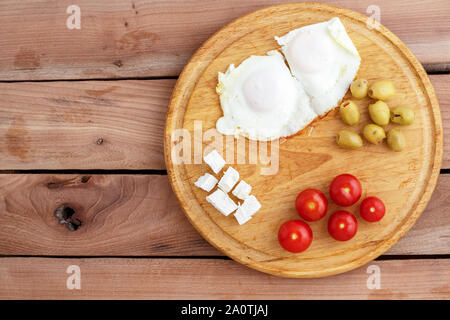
[329,174,362,206]
[278,220,313,253]
[360,197,385,222]
[328,211,358,241]
[295,188,328,221]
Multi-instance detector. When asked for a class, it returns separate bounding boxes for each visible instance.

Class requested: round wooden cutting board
[164,3,442,278]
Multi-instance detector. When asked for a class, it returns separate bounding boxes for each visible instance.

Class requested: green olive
[336,130,363,149]
[339,100,360,125]
[369,100,390,126]
[387,128,406,152]
[368,80,395,100]
[363,124,386,145]
[390,106,415,125]
[350,79,369,99]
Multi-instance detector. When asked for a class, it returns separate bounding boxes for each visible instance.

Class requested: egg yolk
[242,68,296,112]
[287,31,333,74]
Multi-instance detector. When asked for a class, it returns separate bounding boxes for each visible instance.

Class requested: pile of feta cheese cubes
[194,149,261,225]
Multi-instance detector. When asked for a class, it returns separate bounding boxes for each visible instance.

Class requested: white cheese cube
[234,210,252,225]
[218,167,240,193]
[237,195,261,217]
[194,173,218,192]
[203,149,226,174]
[232,180,252,200]
[206,188,238,216]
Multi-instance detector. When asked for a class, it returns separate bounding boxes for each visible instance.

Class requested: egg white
[216,50,316,141]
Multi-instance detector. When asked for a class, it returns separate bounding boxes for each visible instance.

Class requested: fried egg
[216,50,316,141]
[275,17,360,116]
[215,17,360,141]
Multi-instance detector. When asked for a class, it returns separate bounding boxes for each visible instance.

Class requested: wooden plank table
[0,0,449,299]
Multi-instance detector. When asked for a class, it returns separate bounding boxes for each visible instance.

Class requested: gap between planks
[0,169,450,175]
[0,76,180,83]
[0,169,168,175]
[0,63,447,84]
[0,254,449,260]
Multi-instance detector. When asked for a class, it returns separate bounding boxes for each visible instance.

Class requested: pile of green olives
[337,79,415,152]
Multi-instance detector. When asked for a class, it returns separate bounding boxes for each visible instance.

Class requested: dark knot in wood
[54,204,82,231]
[47,175,91,189]
[112,60,123,68]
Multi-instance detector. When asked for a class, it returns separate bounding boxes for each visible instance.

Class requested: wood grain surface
[0,0,448,80]
[0,257,448,299]
[0,0,448,298]
[0,75,449,170]
[0,80,172,170]
[0,174,449,257]
[0,174,208,256]
[166,2,442,278]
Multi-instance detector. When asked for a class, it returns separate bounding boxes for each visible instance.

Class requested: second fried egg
[275,17,361,116]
